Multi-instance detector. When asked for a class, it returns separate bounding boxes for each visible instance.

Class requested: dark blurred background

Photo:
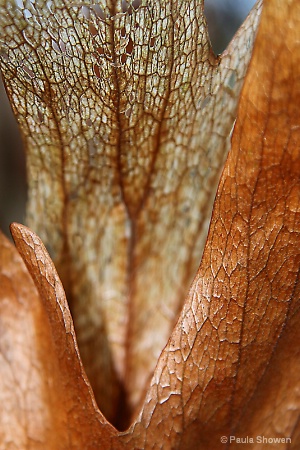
[0,0,256,237]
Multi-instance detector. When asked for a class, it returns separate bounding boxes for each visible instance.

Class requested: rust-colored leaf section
[2,1,300,448]
[231,1,300,448]
[10,224,122,450]
[0,0,261,422]
[0,230,60,450]
[122,0,300,448]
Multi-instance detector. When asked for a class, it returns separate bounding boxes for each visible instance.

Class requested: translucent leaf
[0,0,262,424]
[2,1,300,447]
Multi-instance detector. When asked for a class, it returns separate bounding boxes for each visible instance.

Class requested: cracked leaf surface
[122,0,300,448]
[0,0,261,422]
[1,0,300,448]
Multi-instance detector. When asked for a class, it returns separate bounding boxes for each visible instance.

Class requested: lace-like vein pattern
[0,0,261,422]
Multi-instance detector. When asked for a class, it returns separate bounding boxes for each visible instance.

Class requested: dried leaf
[1,223,121,450]
[121,0,300,448]
[0,230,57,449]
[0,0,261,422]
[2,0,300,449]
[8,225,122,449]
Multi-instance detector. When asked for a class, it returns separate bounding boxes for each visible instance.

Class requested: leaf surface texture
[1,0,300,449]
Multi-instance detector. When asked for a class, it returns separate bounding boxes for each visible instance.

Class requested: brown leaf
[121,0,300,448]
[0,0,262,424]
[2,0,300,449]
[0,230,56,449]
[2,226,121,449]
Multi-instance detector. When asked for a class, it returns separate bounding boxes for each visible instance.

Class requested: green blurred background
[0,0,256,237]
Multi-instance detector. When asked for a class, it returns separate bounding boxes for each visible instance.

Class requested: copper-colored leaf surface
[0,230,58,450]
[0,0,261,422]
[9,224,122,449]
[1,0,300,449]
[120,0,300,448]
